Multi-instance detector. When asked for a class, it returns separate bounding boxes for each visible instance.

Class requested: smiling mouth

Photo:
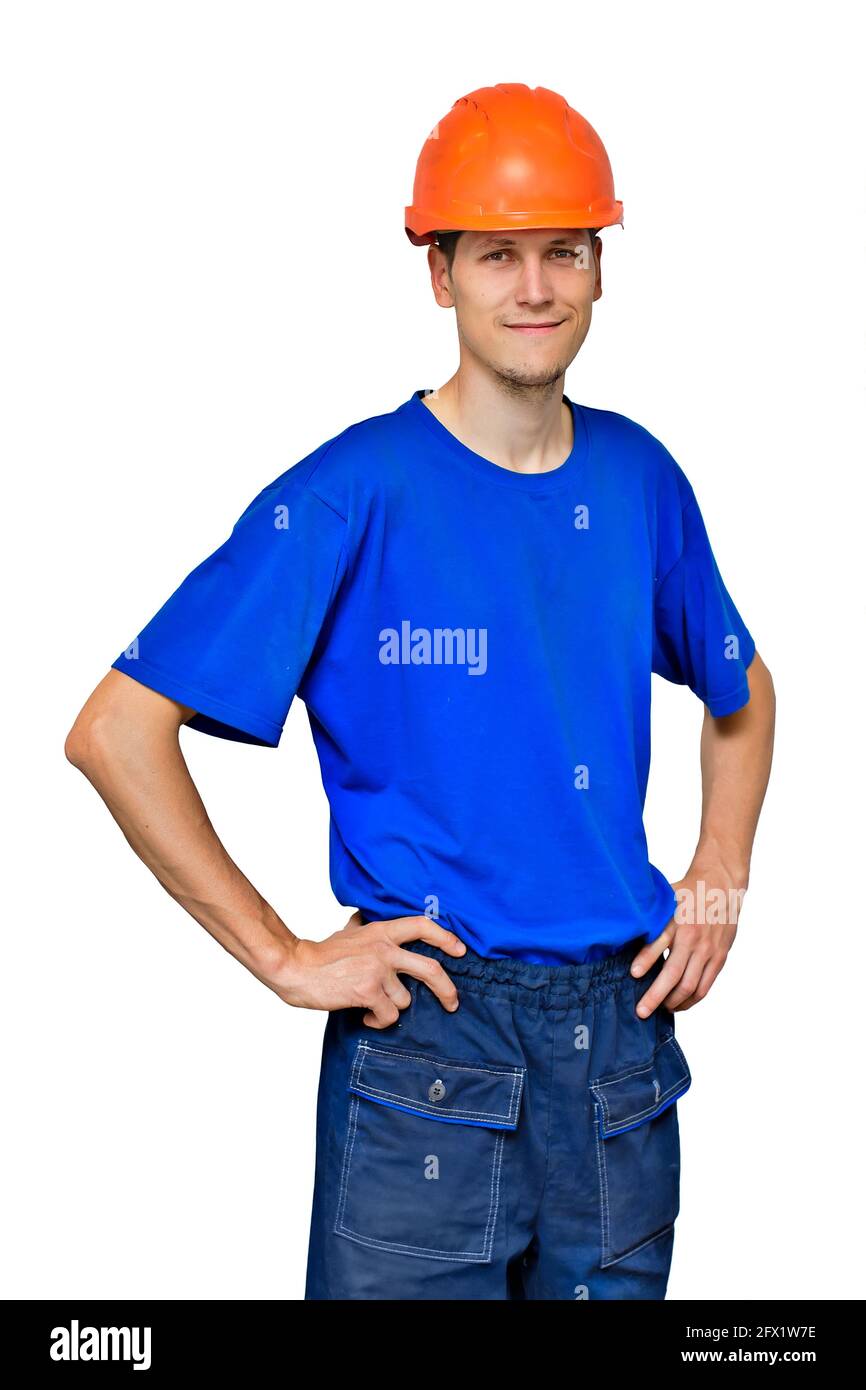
[503,321,565,334]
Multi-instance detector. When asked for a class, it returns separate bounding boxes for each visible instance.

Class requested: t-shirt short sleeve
[652,481,756,717]
[111,475,348,746]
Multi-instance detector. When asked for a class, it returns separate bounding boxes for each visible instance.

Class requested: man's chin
[491,362,572,393]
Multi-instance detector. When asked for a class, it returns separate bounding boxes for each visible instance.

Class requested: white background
[2,0,863,1301]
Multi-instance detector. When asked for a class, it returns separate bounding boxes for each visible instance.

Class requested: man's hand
[629,870,745,1016]
[271,910,468,1028]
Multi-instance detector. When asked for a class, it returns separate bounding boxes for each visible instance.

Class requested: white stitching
[592,1101,610,1266]
[353,1042,525,1123]
[589,1035,691,1134]
[590,1033,679,1089]
[350,1083,516,1124]
[591,1049,684,1268]
[593,1096,680,1268]
[481,1132,505,1260]
[334,1227,492,1263]
[357,1040,524,1083]
[333,1094,360,1236]
[332,1045,511,1262]
[334,1108,505,1262]
[592,1076,689,1134]
[601,1221,676,1270]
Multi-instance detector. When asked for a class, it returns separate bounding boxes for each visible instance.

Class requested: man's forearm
[632,649,775,1008]
[690,649,776,892]
[66,706,298,984]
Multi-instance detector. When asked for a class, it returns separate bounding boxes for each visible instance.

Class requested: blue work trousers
[305,936,691,1300]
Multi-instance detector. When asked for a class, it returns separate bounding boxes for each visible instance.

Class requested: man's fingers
[388,947,460,1011]
[362,985,402,1030]
[360,964,435,1027]
[390,916,467,956]
[383,974,413,1012]
[676,956,725,1011]
[630,920,675,978]
[635,944,690,1017]
[658,958,705,1011]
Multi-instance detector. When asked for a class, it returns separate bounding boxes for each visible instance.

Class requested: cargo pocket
[334,1039,525,1264]
[590,1029,691,1268]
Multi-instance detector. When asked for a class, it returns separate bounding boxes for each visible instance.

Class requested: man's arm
[65,668,465,1026]
[631,649,776,1013]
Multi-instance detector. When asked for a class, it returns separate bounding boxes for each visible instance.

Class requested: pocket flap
[590,1033,691,1138]
[348,1040,525,1130]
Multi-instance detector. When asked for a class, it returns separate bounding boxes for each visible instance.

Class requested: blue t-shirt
[112,388,756,965]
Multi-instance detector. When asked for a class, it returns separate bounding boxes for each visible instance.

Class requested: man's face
[430,228,602,390]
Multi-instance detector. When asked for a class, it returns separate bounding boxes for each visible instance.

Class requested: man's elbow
[65,681,135,773]
[64,724,85,769]
[65,706,111,773]
[66,670,191,775]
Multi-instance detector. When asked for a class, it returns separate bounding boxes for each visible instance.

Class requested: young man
[66,83,775,1301]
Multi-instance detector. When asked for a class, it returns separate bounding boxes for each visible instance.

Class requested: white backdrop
[2,0,863,1300]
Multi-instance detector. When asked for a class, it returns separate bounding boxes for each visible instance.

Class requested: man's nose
[514,259,556,304]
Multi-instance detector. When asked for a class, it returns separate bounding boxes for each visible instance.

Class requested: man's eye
[482,248,579,263]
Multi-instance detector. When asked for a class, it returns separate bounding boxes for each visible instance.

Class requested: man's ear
[592,235,603,302]
[427,242,453,308]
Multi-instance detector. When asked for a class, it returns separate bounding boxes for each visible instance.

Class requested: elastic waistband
[403,936,654,1010]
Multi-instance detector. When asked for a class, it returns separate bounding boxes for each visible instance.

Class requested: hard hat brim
[404,203,624,246]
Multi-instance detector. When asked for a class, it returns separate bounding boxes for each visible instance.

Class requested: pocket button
[428,1078,447,1102]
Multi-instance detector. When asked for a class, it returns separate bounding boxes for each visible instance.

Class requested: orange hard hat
[405,83,623,248]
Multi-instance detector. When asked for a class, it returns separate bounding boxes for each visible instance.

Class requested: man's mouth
[503,320,565,336]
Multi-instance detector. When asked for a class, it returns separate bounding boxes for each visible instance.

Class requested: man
[66,83,775,1301]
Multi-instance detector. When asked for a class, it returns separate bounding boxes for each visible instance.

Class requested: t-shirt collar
[404,388,590,494]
